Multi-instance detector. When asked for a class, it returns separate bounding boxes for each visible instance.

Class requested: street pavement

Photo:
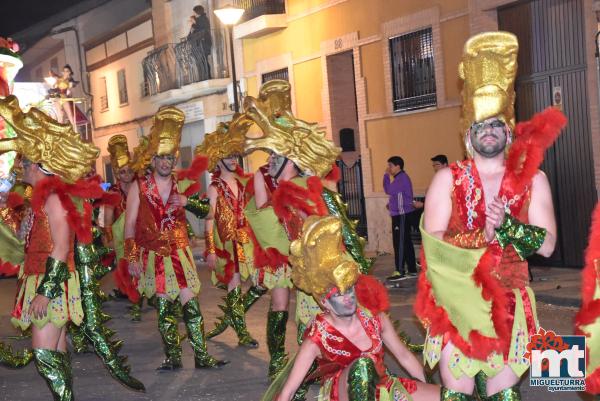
[0,252,595,401]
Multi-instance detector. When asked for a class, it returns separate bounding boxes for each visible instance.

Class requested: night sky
[0,0,86,37]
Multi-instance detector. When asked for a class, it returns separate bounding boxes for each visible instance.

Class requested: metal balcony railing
[142,29,229,97]
[234,0,286,23]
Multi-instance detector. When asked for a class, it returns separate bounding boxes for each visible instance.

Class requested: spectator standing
[383,156,417,281]
[189,5,212,55]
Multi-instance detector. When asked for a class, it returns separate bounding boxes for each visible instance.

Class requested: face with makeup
[152,154,176,177]
[219,157,238,173]
[268,153,288,177]
[117,165,134,184]
[323,286,357,318]
[469,117,509,158]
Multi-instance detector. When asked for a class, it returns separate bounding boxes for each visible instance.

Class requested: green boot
[474,371,488,400]
[156,297,182,370]
[130,299,143,322]
[207,285,266,339]
[441,387,476,401]
[488,386,521,401]
[182,298,229,368]
[347,357,379,401]
[0,341,33,368]
[33,349,73,401]
[267,310,289,380]
[68,324,91,354]
[228,286,259,348]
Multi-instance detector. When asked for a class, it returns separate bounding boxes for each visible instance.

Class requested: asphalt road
[0,255,594,401]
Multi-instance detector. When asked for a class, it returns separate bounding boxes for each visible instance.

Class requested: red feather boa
[415,108,567,361]
[31,176,105,244]
[355,274,389,315]
[177,155,208,181]
[0,261,19,277]
[271,176,328,223]
[574,203,600,394]
[7,192,24,208]
[324,163,341,184]
[113,259,140,303]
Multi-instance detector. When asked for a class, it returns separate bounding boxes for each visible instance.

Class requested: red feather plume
[177,155,209,181]
[355,274,389,315]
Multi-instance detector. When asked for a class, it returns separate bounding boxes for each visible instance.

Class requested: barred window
[389,28,436,112]
[117,69,128,105]
[99,77,109,111]
[261,67,289,83]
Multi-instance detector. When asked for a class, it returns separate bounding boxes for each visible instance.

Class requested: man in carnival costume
[124,106,227,370]
[244,79,371,381]
[0,95,145,399]
[195,118,264,348]
[104,134,142,320]
[575,203,600,399]
[415,31,566,401]
[264,215,440,401]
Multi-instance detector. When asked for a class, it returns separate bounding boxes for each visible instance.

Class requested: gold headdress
[290,215,360,300]
[0,95,99,182]
[244,80,340,178]
[107,135,131,171]
[459,31,518,137]
[130,106,185,172]
[194,113,252,172]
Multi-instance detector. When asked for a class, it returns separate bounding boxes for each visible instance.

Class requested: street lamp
[214,4,244,113]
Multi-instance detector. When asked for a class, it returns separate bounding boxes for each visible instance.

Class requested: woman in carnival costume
[264,215,440,401]
[415,31,566,401]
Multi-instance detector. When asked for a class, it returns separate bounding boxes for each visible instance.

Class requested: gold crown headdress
[290,215,360,300]
[0,95,99,182]
[244,80,340,178]
[131,106,185,172]
[107,135,131,171]
[459,31,518,138]
[194,113,252,172]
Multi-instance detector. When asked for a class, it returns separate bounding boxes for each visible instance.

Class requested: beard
[471,133,507,158]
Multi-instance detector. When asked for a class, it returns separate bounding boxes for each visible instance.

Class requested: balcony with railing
[142,29,230,103]
[232,0,287,39]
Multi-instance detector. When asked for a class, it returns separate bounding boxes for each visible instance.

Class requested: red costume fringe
[113,259,140,303]
[7,192,24,208]
[355,274,389,315]
[575,203,600,394]
[0,261,18,277]
[415,108,567,361]
[214,247,234,285]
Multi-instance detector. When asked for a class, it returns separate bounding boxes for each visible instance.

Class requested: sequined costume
[414,31,567,401]
[126,106,224,370]
[575,203,600,395]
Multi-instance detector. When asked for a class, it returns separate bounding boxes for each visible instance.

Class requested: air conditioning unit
[227,77,247,107]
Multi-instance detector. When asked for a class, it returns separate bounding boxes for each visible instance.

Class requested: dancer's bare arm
[529,171,557,257]
[423,168,453,239]
[379,313,426,382]
[253,170,268,209]
[276,341,320,401]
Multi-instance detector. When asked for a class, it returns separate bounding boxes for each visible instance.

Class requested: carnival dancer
[414,31,566,401]
[124,106,227,370]
[575,203,600,398]
[243,80,371,381]
[0,95,145,399]
[104,134,142,320]
[263,216,439,401]
[195,119,261,348]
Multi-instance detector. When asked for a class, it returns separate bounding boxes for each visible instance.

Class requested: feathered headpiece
[459,31,518,138]
[131,106,184,172]
[290,215,360,300]
[0,95,99,182]
[194,113,252,172]
[107,134,131,171]
[244,80,340,178]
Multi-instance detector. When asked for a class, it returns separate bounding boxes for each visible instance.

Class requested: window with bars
[117,69,128,105]
[261,67,289,83]
[389,27,436,112]
[99,76,109,111]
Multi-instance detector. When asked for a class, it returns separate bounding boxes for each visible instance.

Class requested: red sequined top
[305,308,417,400]
[446,159,531,290]
[109,183,127,220]
[135,174,189,256]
